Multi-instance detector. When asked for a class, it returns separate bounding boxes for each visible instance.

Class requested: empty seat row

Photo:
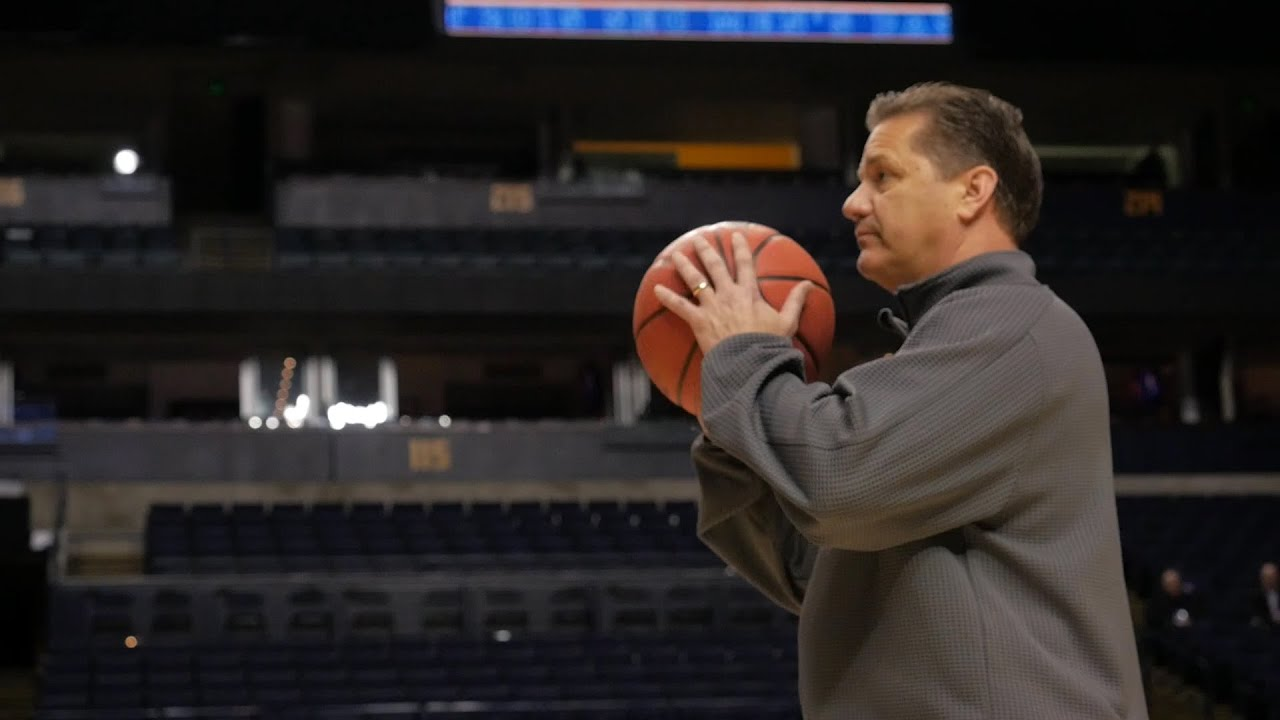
[49,577,792,649]
[6,222,1276,275]
[273,227,680,272]
[268,225,1280,276]
[37,635,801,719]
[1,225,181,267]
[144,501,716,574]
[151,500,698,527]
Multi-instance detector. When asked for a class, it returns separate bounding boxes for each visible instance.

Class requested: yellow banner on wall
[572,140,801,171]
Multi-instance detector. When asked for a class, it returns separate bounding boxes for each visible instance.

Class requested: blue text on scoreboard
[442,0,953,44]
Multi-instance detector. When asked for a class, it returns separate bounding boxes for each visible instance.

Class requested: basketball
[632,220,836,418]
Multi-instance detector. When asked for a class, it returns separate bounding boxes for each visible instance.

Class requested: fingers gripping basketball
[632,221,836,417]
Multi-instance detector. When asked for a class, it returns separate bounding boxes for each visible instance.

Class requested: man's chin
[855,254,893,292]
[860,256,901,293]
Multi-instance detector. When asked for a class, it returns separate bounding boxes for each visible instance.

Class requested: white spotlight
[283,394,310,429]
[113,148,140,175]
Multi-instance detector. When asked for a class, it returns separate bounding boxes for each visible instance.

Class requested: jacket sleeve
[699,292,1048,552]
[692,434,816,615]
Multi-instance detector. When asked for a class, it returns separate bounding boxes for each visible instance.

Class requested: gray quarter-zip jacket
[693,250,1148,720]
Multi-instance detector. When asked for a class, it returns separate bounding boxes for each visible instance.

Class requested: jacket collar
[877,250,1039,339]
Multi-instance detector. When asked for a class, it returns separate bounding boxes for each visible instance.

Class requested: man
[1250,561,1279,628]
[654,82,1148,719]
[1146,568,1198,631]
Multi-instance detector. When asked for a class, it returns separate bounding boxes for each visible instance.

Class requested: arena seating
[1026,226,1278,276]
[0,225,182,268]
[124,494,1280,720]
[36,634,800,720]
[1110,425,1280,475]
[267,224,1280,277]
[7,218,1277,278]
[271,227,683,274]
[261,183,1279,278]
[1118,496,1280,718]
[37,570,799,720]
[144,500,717,574]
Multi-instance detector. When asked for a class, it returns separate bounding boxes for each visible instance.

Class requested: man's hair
[866,81,1043,244]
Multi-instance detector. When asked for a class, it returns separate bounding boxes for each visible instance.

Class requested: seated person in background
[1250,561,1280,629]
[1146,568,1200,631]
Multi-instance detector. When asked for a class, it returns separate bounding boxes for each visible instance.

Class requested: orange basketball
[632,220,836,418]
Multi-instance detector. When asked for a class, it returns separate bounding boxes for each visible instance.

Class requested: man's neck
[949,229,1019,268]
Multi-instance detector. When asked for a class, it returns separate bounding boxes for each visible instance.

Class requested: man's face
[1162,570,1182,596]
[842,111,964,293]
[1262,563,1278,590]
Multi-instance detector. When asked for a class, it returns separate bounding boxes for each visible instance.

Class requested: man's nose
[842,184,869,222]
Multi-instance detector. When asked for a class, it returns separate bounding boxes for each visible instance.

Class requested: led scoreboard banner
[440,0,953,44]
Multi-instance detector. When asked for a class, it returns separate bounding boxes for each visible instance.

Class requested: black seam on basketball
[751,235,783,302]
[634,306,669,337]
[674,340,699,407]
[792,332,822,377]
[756,275,832,294]
[634,283,699,336]
[752,234,783,259]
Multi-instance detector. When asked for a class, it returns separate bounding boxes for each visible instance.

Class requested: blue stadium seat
[141,227,182,266]
[383,229,426,265]
[99,227,143,267]
[142,500,725,575]
[2,226,40,265]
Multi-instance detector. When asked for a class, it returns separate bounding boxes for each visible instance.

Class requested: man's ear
[956,165,999,223]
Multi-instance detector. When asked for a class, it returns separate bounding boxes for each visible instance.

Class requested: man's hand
[654,232,812,355]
